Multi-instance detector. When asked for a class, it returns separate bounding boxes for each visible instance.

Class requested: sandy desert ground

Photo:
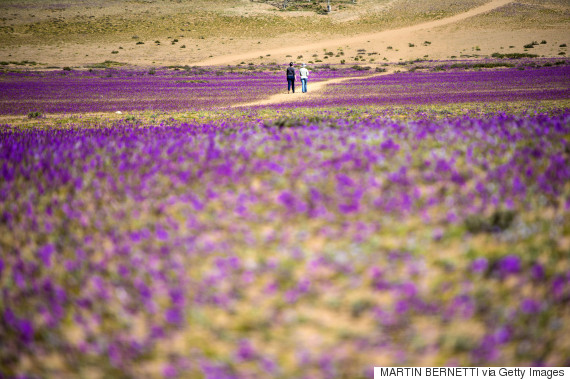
[0,0,568,69]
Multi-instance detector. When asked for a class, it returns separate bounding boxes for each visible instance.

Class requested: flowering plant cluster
[283,65,570,108]
[0,67,368,115]
[1,107,569,377]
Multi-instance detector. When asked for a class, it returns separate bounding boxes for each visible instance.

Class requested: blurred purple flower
[236,339,256,361]
[163,364,178,378]
[471,257,488,274]
[165,307,183,325]
[499,255,521,275]
[38,243,55,267]
[395,299,410,314]
[520,298,541,314]
[531,263,545,280]
[552,276,567,299]
[494,326,511,344]
[156,227,169,241]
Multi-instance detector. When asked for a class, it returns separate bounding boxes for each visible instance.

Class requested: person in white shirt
[299,63,310,93]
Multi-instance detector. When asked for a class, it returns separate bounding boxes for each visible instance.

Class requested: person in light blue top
[299,63,309,93]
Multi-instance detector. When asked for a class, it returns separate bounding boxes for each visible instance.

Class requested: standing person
[299,63,309,93]
[286,62,296,94]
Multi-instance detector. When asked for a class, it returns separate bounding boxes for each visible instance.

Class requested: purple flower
[108,343,122,367]
[552,276,566,299]
[471,257,488,274]
[165,307,183,325]
[17,318,34,343]
[531,263,545,280]
[494,326,511,344]
[498,255,521,275]
[169,288,185,307]
[156,227,169,241]
[395,299,410,314]
[38,243,55,267]
[400,282,417,298]
[520,298,541,314]
[163,364,178,378]
[236,339,256,361]
[336,173,355,187]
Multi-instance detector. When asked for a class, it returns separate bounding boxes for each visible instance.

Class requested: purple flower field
[0,67,366,115]
[2,105,570,377]
[1,63,570,377]
[279,65,570,108]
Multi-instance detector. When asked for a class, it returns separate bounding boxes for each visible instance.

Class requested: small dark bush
[375,67,386,72]
[408,43,415,47]
[523,43,534,49]
[351,65,371,71]
[491,52,538,59]
[148,68,156,75]
[136,41,144,45]
[465,210,516,234]
[111,50,119,54]
[264,117,305,129]
[540,40,547,44]
[63,67,72,71]
[27,111,42,119]
[560,44,567,47]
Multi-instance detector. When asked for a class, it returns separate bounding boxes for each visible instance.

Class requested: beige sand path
[197,0,513,67]
[232,68,398,108]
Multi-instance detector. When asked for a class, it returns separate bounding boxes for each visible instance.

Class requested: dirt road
[232,68,397,108]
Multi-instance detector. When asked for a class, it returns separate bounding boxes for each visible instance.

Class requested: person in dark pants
[286,62,296,94]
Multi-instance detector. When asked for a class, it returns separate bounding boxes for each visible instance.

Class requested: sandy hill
[0,0,568,68]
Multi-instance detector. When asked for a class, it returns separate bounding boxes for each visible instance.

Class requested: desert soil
[0,0,567,69]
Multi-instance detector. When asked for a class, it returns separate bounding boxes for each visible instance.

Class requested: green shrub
[491,52,538,59]
[27,111,42,119]
[465,210,516,234]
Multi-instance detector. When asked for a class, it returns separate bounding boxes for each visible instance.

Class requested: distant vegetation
[251,0,358,13]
